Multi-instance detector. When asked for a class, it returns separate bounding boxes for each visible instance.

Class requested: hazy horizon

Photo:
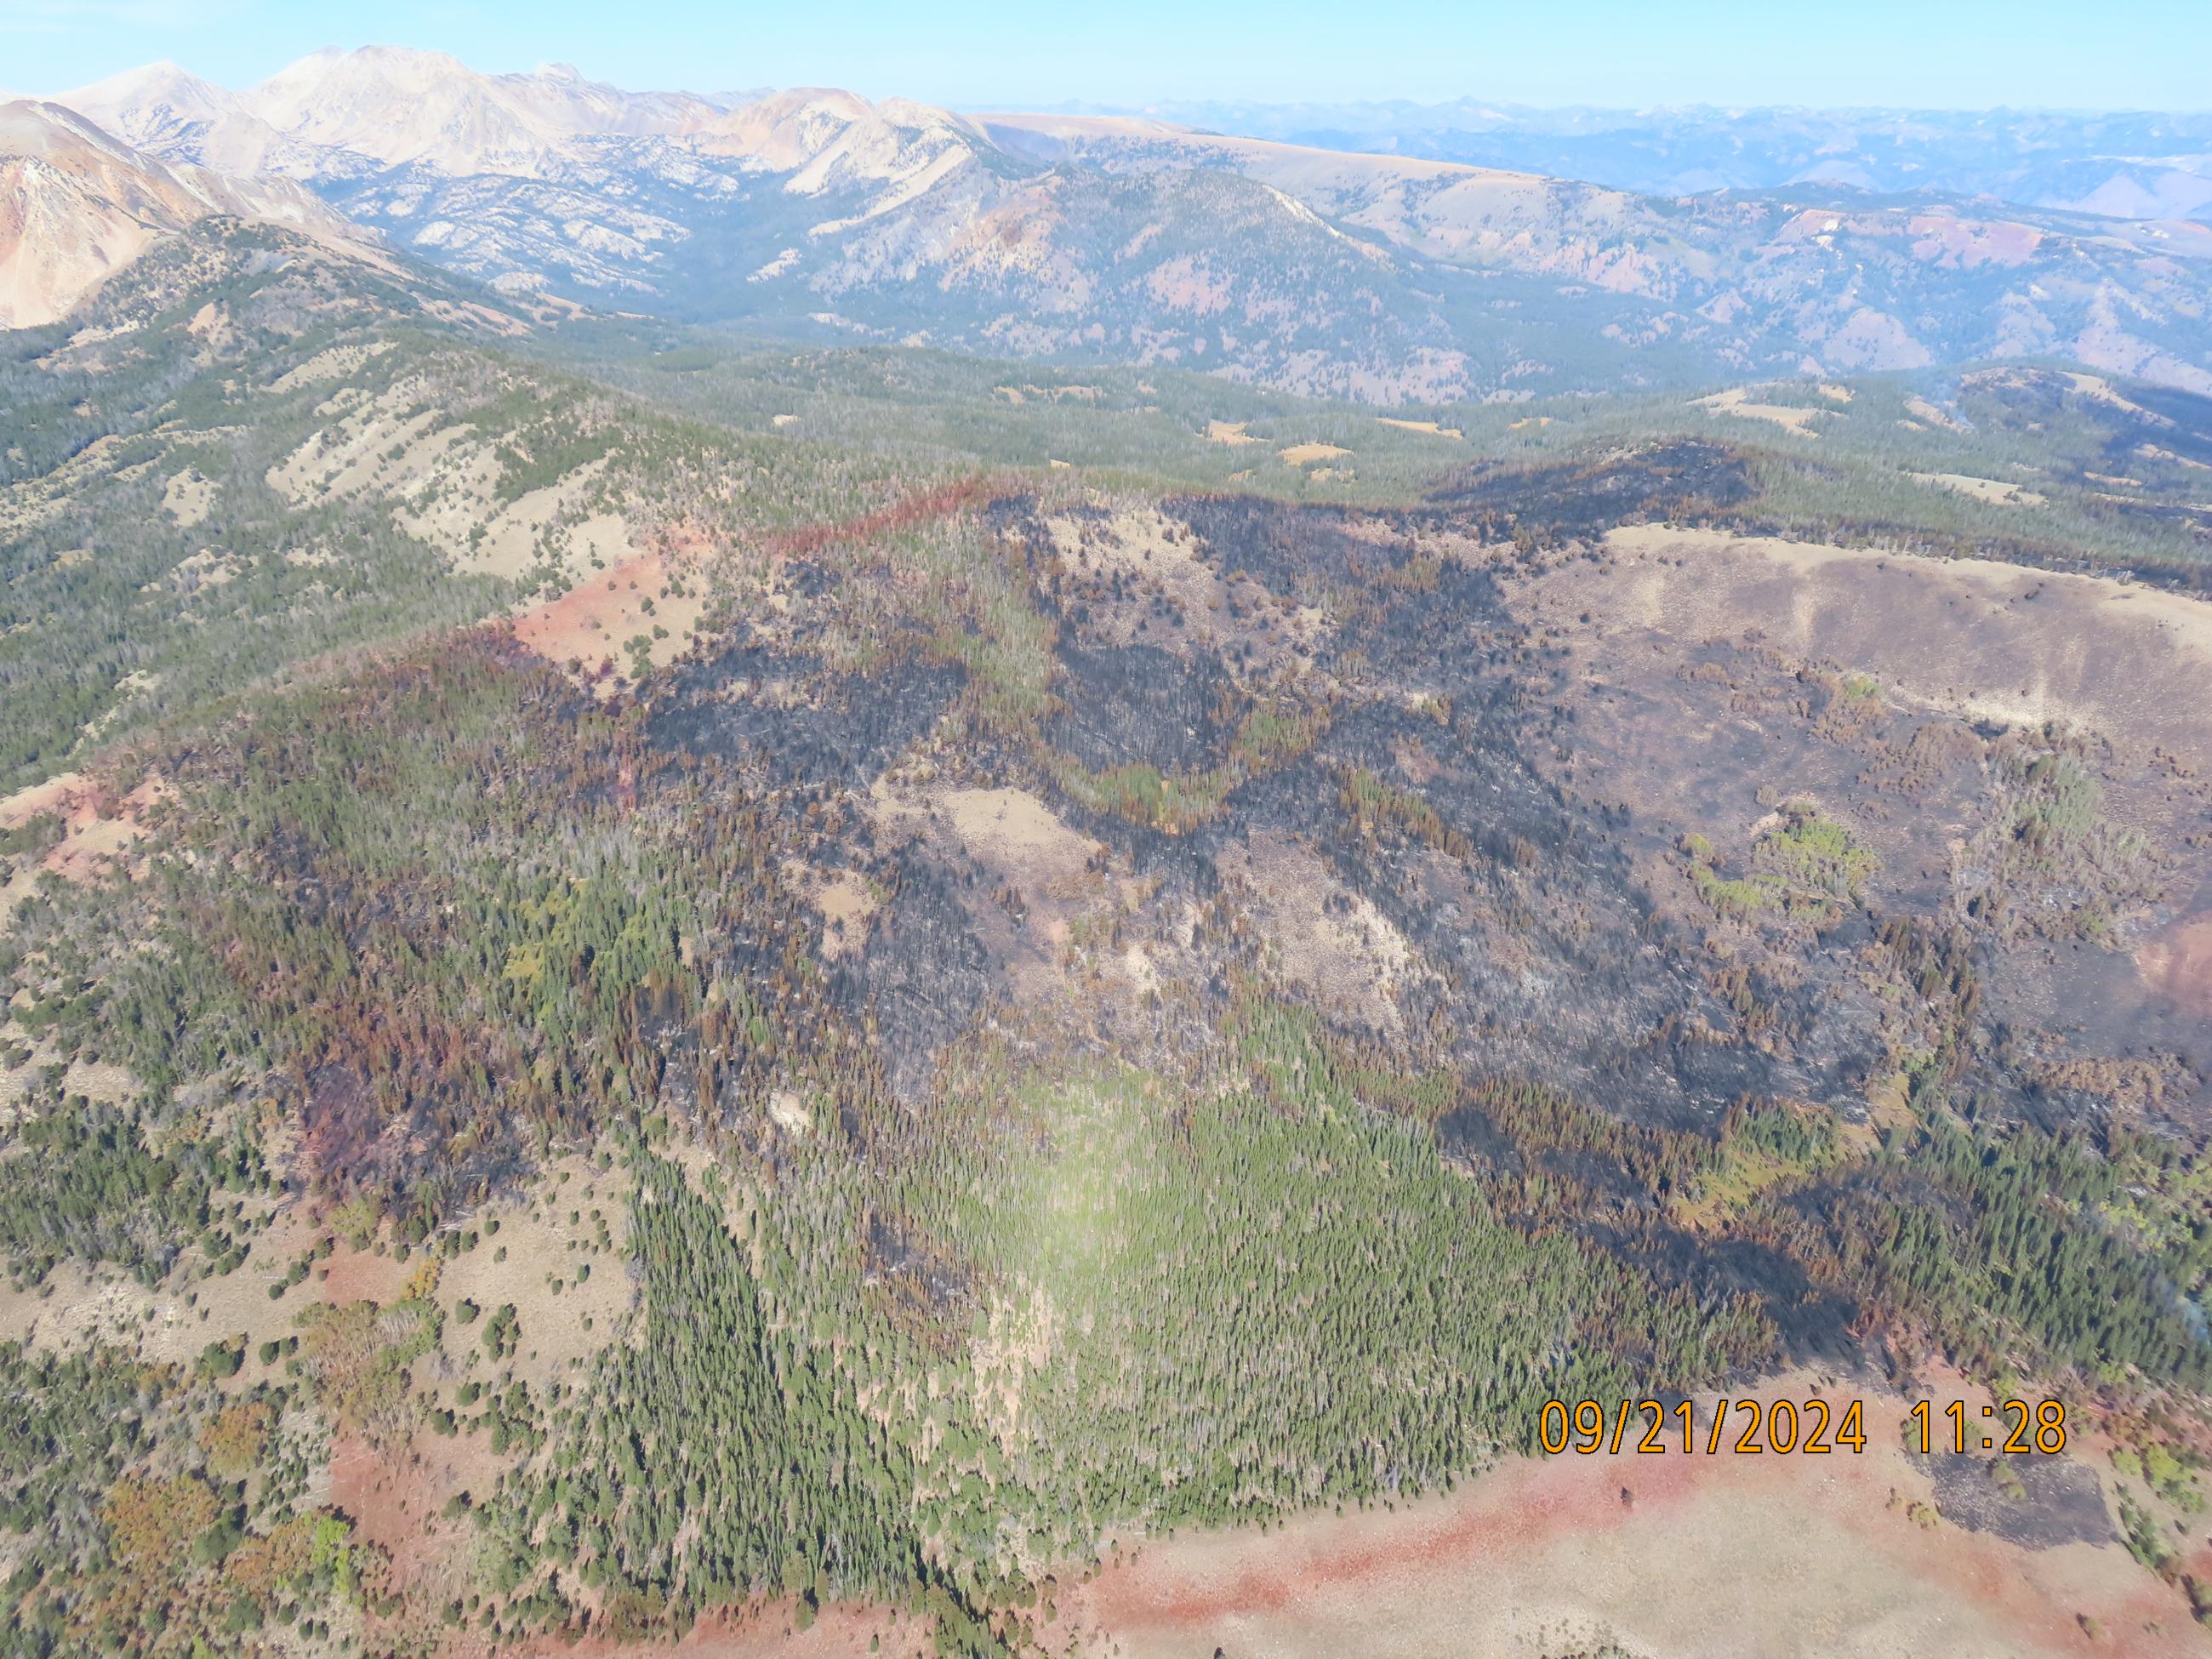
[6,1,2209,116]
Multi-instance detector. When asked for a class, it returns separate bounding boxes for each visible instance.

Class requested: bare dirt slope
[1584,526,2212,771]
[1052,1376,2187,1659]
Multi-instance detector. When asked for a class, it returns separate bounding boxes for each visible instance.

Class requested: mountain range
[0,98,345,330]
[1073,98,2212,220]
[5,48,2212,402]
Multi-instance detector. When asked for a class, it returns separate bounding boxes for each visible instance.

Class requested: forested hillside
[5,224,2212,1656]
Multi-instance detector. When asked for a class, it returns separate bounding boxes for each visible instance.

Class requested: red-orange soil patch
[507,477,998,689]
[335,1421,516,1654]
[330,1433,457,1595]
[512,550,693,682]
[0,769,170,885]
[314,1243,413,1307]
[0,771,83,830]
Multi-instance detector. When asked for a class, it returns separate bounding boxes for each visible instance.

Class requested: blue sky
[5,0,2208,111]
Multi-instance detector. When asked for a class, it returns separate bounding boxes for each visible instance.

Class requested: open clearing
[0,1201,320,1370]
[1909,470,2049,507]
[1695,386,1830,436]
[1905,394,1971,431]
[161,468,215,527]
[429,1156,632,1395]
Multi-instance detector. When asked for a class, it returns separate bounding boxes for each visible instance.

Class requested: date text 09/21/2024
[1539,1398,2070,1457]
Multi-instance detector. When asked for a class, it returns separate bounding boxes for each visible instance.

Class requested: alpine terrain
[3,26,2212,1659]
